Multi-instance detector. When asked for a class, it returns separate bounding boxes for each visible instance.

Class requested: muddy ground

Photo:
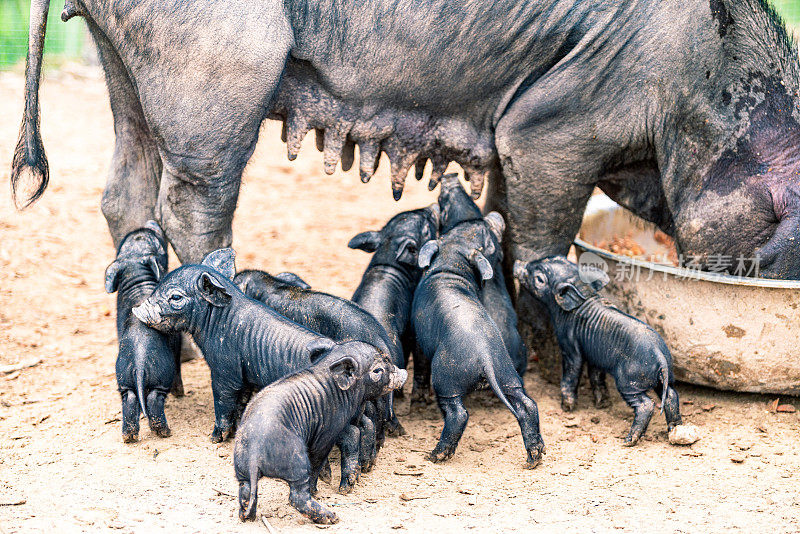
[0,68,798,533]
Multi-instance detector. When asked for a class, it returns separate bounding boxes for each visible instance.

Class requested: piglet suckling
[234,344,406,524]
[105,221,182,442]
[412,214,545,467]
[349,204,439,411]
[133,248,368,443]
[514,256,683,445]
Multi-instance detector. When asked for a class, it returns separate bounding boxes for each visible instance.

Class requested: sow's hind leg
[125,6,293,263]
[87,23,162,246]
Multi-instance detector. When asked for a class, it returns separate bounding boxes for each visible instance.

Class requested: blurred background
[0,0,799,70]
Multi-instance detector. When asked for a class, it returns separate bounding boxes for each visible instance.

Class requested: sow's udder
[268,63,496,200]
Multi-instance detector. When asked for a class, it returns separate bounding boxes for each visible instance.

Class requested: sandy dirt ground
[0,68,798,534]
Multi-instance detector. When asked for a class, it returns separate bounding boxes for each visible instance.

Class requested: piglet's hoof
[306,508,339,525]
[210,426,235,443]
[427,447,455,464]
[338,476,357,495]
[385,421,406,437]
[622,436,640,447]
[594,396,612,409]
[122,432,139,444]
[560,398,576,412]
[151,426,172,438]
[524,444,546,469]
[318,461,332,485]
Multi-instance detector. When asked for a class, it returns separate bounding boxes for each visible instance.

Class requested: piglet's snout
[132,301,160,326]
[389,368,408,391]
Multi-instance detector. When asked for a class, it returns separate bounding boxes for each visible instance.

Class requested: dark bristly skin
[412,215,545,467]
[13,0,800,282]
[105,221,182,443]
[514,256,683,445]
[234,345,406,524]
[132,248,364,444]
[234,268,397,489]
[437,173,528,377]
[349,204,439,413]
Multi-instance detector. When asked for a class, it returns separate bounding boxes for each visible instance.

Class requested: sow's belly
[268,60,497,200]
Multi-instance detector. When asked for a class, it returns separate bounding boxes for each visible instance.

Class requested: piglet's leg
[317,458,332,485]
[504,387,546,469]
[657,385,683,431]
[620,392,655,446]
[358,414,376,473]
[146,390,171,438]
[410,345,433,408]
[337,425,362,494]
[289,479,338,524]
[560,348,583,412]
[121,390,141,443]
[587,365,611,408]
[429,396,469,463]
[171,338,185,397]
[367,398,386,454]
[210,381,239,443]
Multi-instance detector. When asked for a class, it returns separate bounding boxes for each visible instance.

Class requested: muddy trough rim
[574,201,800,289]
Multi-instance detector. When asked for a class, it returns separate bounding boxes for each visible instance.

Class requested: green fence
[0,0,86,69]
[0,0,799,70]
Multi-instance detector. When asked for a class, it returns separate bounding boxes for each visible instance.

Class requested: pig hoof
[338,480,356,495]
[171,382,185,397]
[122,433,139,444]
[152,425,172,438]
[594,397,611,409]
[561,399,576,412]
[622,436,640,447]
[428,448,455,463]
[525,444,546,469]
[386,421,406,437]
[210,427,234,443]
[318,462,332,485]
[307,509,338,524]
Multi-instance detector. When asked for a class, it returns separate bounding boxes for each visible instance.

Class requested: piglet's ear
[144,220,165,240]
[143,256,164,282]
[104,260,123,294]
[348,231,382,253]
[306,338,336,362]
[201,248,236,280]
[513,260,528,281]
[554,282,585,312]
[470,251,494,288]
[275,272,311,290]
[581,267,610,292]
[418,240,439,268]
[329,355,359,391]
[197,271,232,307]
[395,237,418,266]
[484,212,505,242]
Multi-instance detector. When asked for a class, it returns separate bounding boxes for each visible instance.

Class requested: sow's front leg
[492,59,635,383]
